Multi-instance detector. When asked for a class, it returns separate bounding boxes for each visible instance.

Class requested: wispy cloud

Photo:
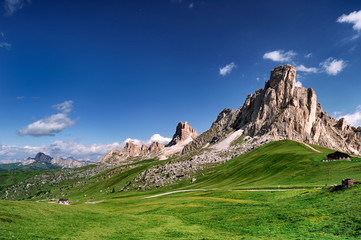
[320,58,346,75]
[304,53,312,58]
[0,32,11,50]
[0,41,11,49]
[263,50,296,62]
[17,100,76,137]
[338,106,361,127]
[296,65,318,73]
[219,62,236,76]
[3,0,31,16]
[188,2,194,9]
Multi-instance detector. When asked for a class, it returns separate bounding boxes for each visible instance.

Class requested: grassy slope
[1,187,361,239]
[187,140,361,189]
[0,170,45,192]
[2,140,361,239]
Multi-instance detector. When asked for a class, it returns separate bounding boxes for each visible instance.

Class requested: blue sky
[0,0,361,162]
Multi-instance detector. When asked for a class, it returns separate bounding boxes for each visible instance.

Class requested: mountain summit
[166,121,198,147]
[185,64,361,155]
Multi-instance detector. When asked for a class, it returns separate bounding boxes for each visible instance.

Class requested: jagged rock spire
[166,121,198,147]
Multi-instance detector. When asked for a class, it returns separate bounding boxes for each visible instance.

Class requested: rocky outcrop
[100,141,166,165]
[167,122,198,147]
[101,122,198,165]
[184,64,361,155]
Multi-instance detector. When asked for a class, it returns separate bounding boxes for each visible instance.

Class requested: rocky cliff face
[33,152,53,163]
[185,64,360,155]
[51,158,89,169]
[100,141,166,165]
[166,121,198,147]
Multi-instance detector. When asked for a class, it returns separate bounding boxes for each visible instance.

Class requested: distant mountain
[100,121,198,165]
[0,152,89,171]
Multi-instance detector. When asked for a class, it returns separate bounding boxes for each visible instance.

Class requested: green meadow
[1,140,361,239]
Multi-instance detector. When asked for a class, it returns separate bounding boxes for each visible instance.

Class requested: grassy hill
[1,140,361,239]
[187,140,361,189]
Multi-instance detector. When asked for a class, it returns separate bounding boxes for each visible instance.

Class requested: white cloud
[339,105,361,127]
[219,62,236,76]
[296,65,318,73]
[188,2,194,9]
[263,50,296,62]
[17,100,76,137]
[148,134,172,145]
[295,81,303,87]
[4,0,31,16]
[337,10,361,32]
[320,58,346,75]
[256,77,260,81]
[124,134,171,146]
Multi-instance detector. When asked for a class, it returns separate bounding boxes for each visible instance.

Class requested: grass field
[1,140,361,239]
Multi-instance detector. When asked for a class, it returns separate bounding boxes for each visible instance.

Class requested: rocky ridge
[100,121,198,165]
[127,64,361,190]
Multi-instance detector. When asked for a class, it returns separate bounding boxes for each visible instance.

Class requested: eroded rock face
[100,141,166,165]
[187,64,361,155]
[166,121,198,147]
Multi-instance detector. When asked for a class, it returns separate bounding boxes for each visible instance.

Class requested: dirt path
[85,200,105,204]
[300,142,321,153]
[144,189,207,199]
[230,188,309,192]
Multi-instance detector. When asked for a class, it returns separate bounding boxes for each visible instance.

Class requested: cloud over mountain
[263,50,296,62]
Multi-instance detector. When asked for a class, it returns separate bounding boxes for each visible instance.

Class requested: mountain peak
[166,121,198,147]
[185,65,361,156]
[34,152,53,163]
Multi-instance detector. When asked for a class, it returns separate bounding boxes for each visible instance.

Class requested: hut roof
[327,151,351,160]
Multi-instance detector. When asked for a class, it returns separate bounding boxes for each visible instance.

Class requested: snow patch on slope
[211,129,244,152]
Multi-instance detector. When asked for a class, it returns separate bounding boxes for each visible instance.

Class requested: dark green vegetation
[0,170,43,192]
[0,162,61,171]
[1,140,361,239]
